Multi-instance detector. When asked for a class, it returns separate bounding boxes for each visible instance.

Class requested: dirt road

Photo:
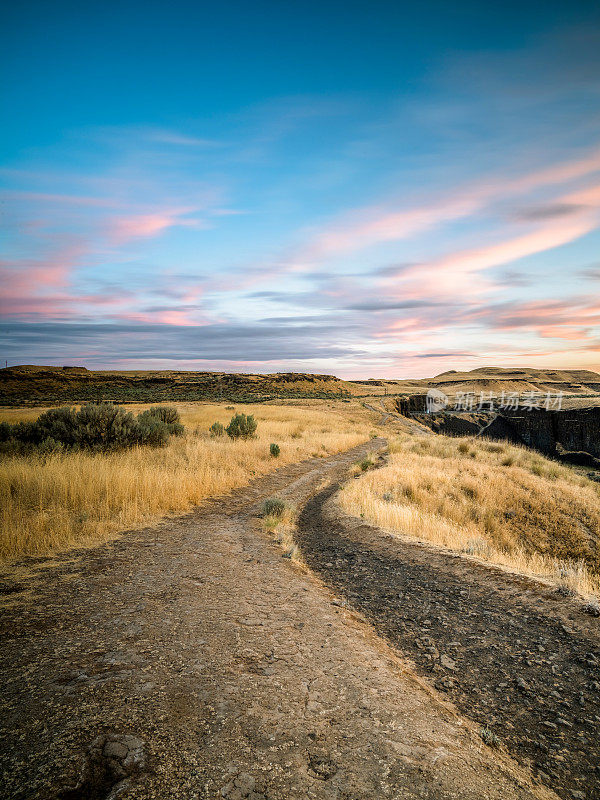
[1,440,555,800]
[297,484,600,800]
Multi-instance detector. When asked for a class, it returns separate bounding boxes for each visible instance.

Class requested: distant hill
[0,365,370,405]
[1,364,599,405]
[425,367,600,396]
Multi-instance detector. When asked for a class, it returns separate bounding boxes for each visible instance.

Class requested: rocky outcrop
[394,397,492,436]
[429,414,487,437]
[394,395,429,416]
[395,393,600,462]
[481,406,600,460]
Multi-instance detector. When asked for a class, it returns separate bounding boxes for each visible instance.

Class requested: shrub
[9,421,39,444]
[358,457,374,472]
[270,443,280,458]
[75,403,139,450]
[262,497,286,517]
[137,409,184,439]
[135,412,171,447]
[36,406,79,446]
[37,437,64,456]
[226,413,257,440]
[0,421,13,442]
[0,402,185,453]
[209,421,225,437]
[146,406,180,425]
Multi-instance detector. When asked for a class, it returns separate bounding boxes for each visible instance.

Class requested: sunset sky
[2,0,600,377]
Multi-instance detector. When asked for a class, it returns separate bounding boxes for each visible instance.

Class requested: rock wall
[394,394,600,460]
[394,395,429,416]
[481,407,600,459]
[411,413,487,437]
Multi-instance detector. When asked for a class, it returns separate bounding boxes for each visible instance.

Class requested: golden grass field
[339,433,600,598]
[0,401,376,563]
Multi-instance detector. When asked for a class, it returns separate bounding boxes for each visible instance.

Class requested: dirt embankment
[297,487,600,800]
[1,440,552,800]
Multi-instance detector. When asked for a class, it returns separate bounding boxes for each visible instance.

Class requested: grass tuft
[479,727,500,748]
[262,497,286,517]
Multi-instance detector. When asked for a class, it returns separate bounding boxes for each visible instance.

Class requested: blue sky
[1,0,600,377]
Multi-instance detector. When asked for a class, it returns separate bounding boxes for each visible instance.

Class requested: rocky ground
[0,439,555,800]
[297,485,600,800]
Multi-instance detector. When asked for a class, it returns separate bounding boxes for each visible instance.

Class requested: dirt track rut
[297,483,600,800]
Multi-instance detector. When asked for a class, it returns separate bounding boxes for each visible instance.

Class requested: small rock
[58,733,145,799]
[104,741,128,760]
[435,676,457,691]
[555,716,573,727]
[583,603,600,617]
[234,773,256,795]
[308,753,338,781]
[440,654,457,671]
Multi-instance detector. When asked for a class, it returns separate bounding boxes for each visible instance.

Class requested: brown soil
[0,441,553,800]
[297,485,600,800]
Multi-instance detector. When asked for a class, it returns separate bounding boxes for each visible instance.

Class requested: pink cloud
[301,197,482,262]
[505,150,600,195]
[486,298,600,341]
[291,148,600,267]
[391,214,598,299]
[564,182,600,206]
[155,310,197,326]
[0,241,86,317]
[228,146,600,294]
[107,207,205,244]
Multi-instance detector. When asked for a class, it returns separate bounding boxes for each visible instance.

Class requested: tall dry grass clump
[0,401,371,562]
[339,433,600,598]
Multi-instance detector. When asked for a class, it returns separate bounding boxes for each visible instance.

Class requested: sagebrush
[0,403,183,453]
[226,413,257,440]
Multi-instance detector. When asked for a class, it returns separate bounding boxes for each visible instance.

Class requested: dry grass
[339,433,600,598]
[261,501,300,561]
[0,401,373,563]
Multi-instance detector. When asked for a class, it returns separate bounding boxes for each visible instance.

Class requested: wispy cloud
[229,146,600,293]
[106,207,207,244]
[476,297,600,342]
[387,214,599,298]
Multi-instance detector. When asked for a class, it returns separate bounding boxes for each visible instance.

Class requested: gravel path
[297,482,600,800]
[0,440,552,800]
